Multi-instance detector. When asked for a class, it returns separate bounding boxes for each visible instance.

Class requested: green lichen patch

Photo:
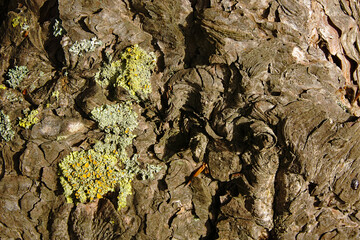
[6,66,29,88]
[59,149,133,207]
[95,44,156,98]
[94,60,122,88]
[91,102,138,135]
[124,154,163,180]
[91,102,138,157]
[0,110,15,142]
[18,109,39,129]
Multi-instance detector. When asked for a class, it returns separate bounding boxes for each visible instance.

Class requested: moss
[0,110,15,142]
[18,109,39,129]
[95,44,156,98]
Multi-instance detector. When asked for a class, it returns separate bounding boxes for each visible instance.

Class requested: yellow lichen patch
[59,148,135,207]
[94,44,156,98]
[18,109,39,129]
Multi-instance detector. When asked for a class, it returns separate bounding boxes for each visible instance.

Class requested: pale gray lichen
[6,66,29,88]
[69,37,102,56]
[91,102,138,135]
[5,91,23,103]
[123,154,162,180]
[0,110,15,141]
[91,102,138,154]
[53,19,65,37]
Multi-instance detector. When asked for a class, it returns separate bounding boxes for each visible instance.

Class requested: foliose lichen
[0,110,15,142]
[59,44,159,210]
[123,154,163,180]
[11,16,29,31]
[59,148,133,205]
[18,109,39,129]
[94,44,156,98]
[59,102,137,209]
[59,101,162,209]
[91,101,138,135]
[5,91,23,103]
[11,16,21,27]
[6,66,29,88]
[69,37,102,56]
[94,60,122,88]
[53,19,65,37]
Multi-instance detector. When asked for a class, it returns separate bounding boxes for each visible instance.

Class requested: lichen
[11,16,21,27]
[6,66,29,88]
[5,91,23,103]
[91,102,138,135]
[59,149,134,205]
[59,101,138,209]
[18,109,39,129]
[60,47,159,209]
[11,16,29,31]
[90,102,138,165]
[53,19,65,37]
[123,154,162,180]
[95,44,156,98]
[94,60,122,88]
[0,110,15,142]
[69,37,102,56]
[116,45,156,97]
[51,90,60,100]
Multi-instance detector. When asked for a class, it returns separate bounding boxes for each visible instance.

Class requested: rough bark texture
[1,0,360,239]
